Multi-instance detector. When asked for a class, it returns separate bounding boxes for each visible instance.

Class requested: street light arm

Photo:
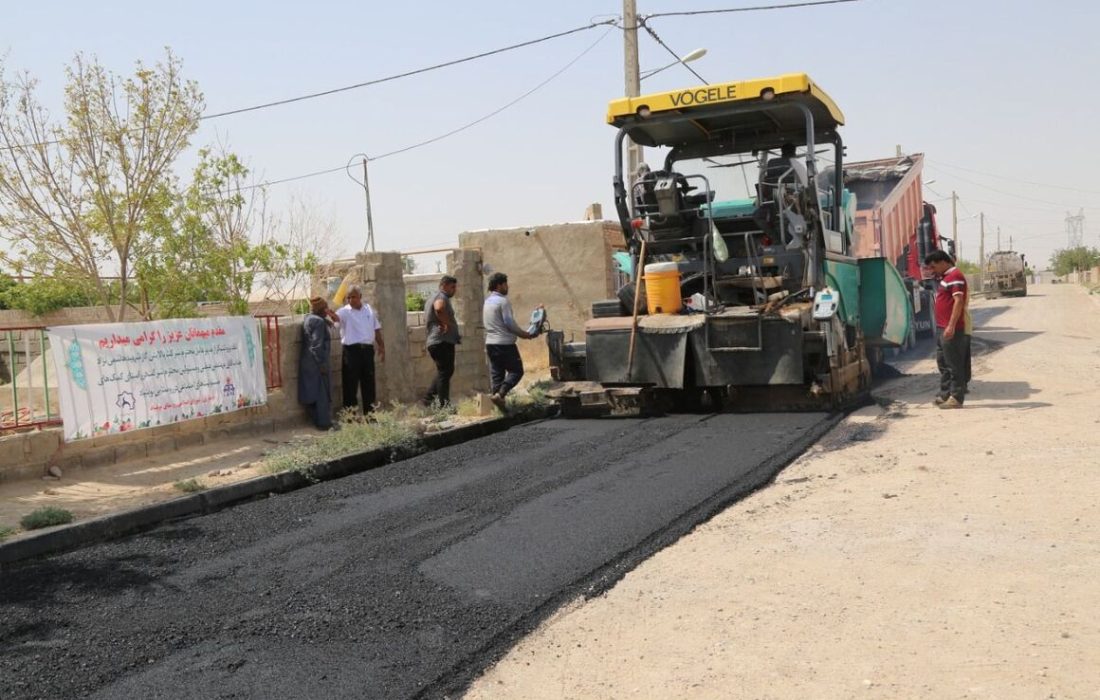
[639,47,708,81]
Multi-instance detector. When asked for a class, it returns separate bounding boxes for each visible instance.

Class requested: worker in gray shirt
[423,275,460,407]
[482,272,542,409]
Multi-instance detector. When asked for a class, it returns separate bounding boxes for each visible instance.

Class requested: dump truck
[548,73,913,415]
[844,154,951,345]
[982,251,1028,297]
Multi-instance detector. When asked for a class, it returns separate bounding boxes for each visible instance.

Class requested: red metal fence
[254,314,283,389]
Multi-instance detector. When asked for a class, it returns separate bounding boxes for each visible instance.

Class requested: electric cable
[639,21,708,84]
[643,0,862,21]
[1,18,617,150]
[927,158,1100,197]
[230,27,612,193]
[200,19,617,120]
[925,164,1094,210]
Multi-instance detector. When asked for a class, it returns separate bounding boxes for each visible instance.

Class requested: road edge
[421,410,848,700]
[0,407,556,567]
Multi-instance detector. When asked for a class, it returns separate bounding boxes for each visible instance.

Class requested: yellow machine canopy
[607,73,844,152]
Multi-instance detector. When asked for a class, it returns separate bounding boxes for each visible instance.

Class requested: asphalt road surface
[1,412,837,699]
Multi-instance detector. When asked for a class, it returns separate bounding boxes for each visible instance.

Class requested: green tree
[0,276,96,315]
[1050,247,1100,277]
[136,148,315,318]
[0,50,204,321]
[956,258,980,275]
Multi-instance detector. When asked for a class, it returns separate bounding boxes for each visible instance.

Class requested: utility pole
[624,0,642,194]
[361,157,376,252]
[997,225,1001,251]
[1009,235,1013,250]
[951,190,959,259]
[979,212,985,292]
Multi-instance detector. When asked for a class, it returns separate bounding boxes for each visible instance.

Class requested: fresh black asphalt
[0,412,835,699]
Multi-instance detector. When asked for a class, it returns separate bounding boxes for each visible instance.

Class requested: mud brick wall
[458,221,624,370]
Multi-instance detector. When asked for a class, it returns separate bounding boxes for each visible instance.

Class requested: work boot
[489,393,507,411]
[932,395,948,406]
[938,396,963,409]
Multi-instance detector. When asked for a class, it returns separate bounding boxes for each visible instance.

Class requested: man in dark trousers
[925,250,972,409]
[298,297,334,430]
[482,272,541,410]
[334,285,385,414]
[423,275,460,407]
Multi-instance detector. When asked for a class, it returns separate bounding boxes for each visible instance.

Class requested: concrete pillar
[448,249,490,394]
[355,252,412,405]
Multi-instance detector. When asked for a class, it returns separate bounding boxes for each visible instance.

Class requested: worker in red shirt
[924,250,972,409]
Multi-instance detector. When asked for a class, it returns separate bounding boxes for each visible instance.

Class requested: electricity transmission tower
[1065,209,1086,247]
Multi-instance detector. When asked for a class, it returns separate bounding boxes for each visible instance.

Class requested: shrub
[173,478,206,493]
[405,291,427,312]
[0,524,17,540]
[261,407,422,478]
[292,298,310,315]
[20,506,74,530]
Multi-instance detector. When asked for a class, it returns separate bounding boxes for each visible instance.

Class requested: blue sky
[4,0,1098,269]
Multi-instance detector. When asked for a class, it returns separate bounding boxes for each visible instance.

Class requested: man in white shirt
[329,285,386,415]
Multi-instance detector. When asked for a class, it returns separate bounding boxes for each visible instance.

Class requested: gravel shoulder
[466,283,1100,700]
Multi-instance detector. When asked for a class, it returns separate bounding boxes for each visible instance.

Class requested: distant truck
[844,153,950,344]
[983,251,1028,297]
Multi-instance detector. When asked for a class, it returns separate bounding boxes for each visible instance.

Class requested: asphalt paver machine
[550,73,912,416]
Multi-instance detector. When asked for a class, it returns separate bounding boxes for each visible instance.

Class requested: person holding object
[298,297,334,430]
[924,250,972,409]
[482,272,542,410]
[332,285,385,415]
[423,275,460,407]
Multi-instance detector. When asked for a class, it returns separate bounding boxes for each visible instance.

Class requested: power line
[927,158,1100,197]
[644,0,862,20]
[370,27,612,161]
[200,19,616,120]
[231,27,612,193]
[1,18,617,150]
[924,163,1094,210]
[639,21,708,84]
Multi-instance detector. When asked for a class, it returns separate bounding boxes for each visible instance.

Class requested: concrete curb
[0,407,556,567]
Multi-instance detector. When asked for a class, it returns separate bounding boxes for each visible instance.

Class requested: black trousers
[342,344,376,413]
[936,330,970,402]
[425,342,456,406]
[486,344,524,397]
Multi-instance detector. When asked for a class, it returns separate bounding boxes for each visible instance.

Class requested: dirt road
[466,283,1100,700]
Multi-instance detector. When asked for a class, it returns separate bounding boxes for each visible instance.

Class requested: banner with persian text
[47,317,267,442]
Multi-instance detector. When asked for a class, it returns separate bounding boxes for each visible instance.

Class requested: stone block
[227,421,258,438]
[150,435,177,455]
[0,437,30,471]
[203,429,231,444]
[174,433,204,450]
[81,446,116,469]
[407,326,427,344]
[114,442,148,462]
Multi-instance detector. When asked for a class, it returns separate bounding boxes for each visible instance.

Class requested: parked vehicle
[844,153,952,344]
[983,251,1028,297]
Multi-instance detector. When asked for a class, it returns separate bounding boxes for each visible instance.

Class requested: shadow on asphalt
[0,553,167,606]
[966,401,1053,410]
[968,380,1039,401]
